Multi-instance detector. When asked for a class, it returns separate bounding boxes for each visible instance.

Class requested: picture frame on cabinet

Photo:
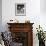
[15,3,26,16]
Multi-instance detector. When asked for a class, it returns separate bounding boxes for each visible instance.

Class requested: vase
[39,40,45,46]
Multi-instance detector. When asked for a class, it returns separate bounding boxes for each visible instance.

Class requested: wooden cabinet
[7,23,34,46]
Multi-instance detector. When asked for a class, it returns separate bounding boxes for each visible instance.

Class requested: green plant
[36,25,45,41]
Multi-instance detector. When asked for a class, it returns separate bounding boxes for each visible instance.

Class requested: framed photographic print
[15,3,26,16]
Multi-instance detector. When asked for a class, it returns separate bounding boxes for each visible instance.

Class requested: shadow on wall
[0,0,2,32]
[40,0,46,14]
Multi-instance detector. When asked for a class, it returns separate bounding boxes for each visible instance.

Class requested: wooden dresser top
[7,23,34,25]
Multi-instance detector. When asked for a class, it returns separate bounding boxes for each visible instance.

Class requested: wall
[0,0,2,32]
[40,0,46,14]
[40,0,46,31]
[2,0,46,46]
[2,0,40,30]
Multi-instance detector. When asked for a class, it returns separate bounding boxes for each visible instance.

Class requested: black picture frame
[15,3,26,16]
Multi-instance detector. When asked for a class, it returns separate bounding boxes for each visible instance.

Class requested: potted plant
[36,25,45,46]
